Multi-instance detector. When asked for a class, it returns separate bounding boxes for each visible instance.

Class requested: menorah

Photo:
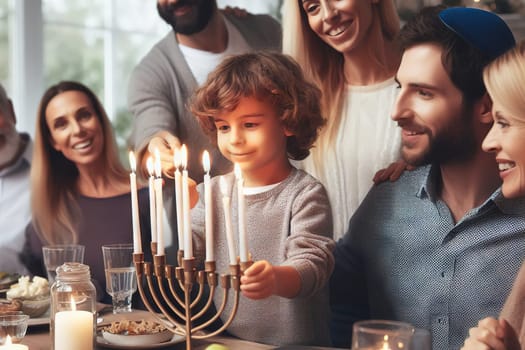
[133,244,252,350]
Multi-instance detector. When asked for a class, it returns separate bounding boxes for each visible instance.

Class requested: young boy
[189,52,335,346]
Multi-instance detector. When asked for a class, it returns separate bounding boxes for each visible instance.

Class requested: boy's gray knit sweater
[192,168,335,346]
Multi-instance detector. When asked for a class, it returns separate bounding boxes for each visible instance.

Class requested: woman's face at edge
[300,0,376,55]
[482,99,525,198]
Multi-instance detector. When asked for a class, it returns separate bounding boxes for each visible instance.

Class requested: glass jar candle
[50,262,96,350]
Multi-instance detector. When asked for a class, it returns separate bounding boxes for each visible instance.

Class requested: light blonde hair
[282,0,400,176]
[31,81,128,244]
[484,40,525,119]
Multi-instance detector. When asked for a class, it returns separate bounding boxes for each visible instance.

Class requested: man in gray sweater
[128,0,281,183]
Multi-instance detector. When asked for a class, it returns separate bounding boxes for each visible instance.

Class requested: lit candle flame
[220,176,228,196]
[146,157,154,177]
[181,144,188,170]
[154,148,162,178]
[174,148,181,169]
[234,163,242,180]
[203,150,210,174]
[381,335,392,350]
[128,151,136,173]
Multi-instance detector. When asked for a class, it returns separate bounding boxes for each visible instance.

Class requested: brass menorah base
[133,244,251,350]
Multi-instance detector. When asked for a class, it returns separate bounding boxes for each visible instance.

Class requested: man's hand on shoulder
[222,6,249,18]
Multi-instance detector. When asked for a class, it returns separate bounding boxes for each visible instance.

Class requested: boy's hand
[240,260,276,300]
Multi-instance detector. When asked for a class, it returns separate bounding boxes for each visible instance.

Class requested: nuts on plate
[102,319,167,335]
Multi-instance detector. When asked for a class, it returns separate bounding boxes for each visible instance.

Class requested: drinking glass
[352,320,414,350]
[102,244,136,314]
[42,245,85,286]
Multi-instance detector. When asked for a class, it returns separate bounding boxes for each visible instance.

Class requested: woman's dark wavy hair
[189,51,325,160]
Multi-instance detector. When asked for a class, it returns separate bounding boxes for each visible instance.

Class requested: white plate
[96,332,184,349]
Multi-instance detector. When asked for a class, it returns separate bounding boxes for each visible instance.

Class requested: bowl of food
[6,276,50,318]
[15,296,50,319]
[101,319,173,346]
[0,313,29,343]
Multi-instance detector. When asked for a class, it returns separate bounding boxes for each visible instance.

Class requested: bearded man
[127,1,280,253]
[329,6,525,350]
[0,83,30,274]
[128,0,281,181]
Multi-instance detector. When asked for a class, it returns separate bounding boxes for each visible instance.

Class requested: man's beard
[0,129,22,168]
[402,107,477,167]
[157,0,215,35]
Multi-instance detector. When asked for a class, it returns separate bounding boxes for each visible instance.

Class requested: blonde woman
[462,41,525,350]
[282,0,403,239]
[21,81,151,303]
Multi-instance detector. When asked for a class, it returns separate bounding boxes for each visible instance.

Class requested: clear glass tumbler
[352,320,414,350]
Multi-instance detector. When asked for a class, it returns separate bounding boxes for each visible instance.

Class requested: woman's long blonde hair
[282,0,400,175]
[484,40,525,119]
[31,81,128,244]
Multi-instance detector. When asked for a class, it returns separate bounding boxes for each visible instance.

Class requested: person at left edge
[0,82,30,275]
[21,81,152,305]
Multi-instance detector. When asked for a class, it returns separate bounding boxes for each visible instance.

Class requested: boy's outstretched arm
[240,260,301,300]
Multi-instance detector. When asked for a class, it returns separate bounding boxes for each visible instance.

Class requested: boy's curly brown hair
[189,51,325,160]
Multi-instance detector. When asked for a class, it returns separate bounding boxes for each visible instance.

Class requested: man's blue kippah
[439,7,516,60]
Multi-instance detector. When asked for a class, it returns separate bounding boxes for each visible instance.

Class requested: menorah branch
[134,251,251,350]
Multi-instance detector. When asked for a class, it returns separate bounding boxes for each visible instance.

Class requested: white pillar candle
[128,152,142,254]
[173,149,184,251]
[54,300,93,350]
[234,164,248,262]
[146,157,157,244]
[154,149,164,256]
[0,336,28,350]
[220,176,237,266]
[202,150,213,262]
[181,145,193,259]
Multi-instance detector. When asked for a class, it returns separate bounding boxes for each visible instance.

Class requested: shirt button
[437,317,447,325]
[441,271,445,277]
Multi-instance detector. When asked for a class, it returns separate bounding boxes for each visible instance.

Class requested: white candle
[173,149,184,251]
[0,336,28,350]
[203,150,213,261]
[54,298,93,350]
[220,176,237,266]
[128,151,142,254]
[154,149,164,256]
[146,157,157,244]
[234,164,248,262]
[181,145,193,259]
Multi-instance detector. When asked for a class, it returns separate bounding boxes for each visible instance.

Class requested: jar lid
[56,262,91,281]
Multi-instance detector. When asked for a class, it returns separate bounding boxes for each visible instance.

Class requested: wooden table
[22,309,343,350]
